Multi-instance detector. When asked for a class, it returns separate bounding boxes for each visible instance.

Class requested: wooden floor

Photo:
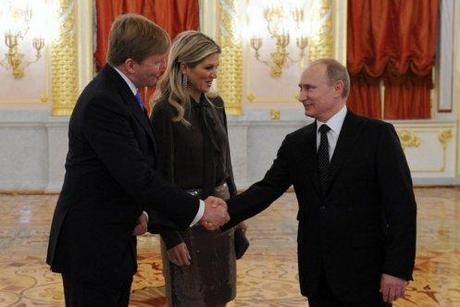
[0,188,459,306]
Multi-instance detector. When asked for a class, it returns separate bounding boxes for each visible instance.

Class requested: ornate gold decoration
[248,3,309,78]
[270,109,280,120]
[0,2,49,79]
[438,129,453,150]
[51,0,78,116]
[40,94,48,103]
[217,0,242,115]
[308,0,334,62]
[397,129,422,150]
[395,127,454,173]
[247,93,256,102]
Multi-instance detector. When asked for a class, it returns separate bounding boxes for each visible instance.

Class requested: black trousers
[307,271,391,307]
[62,273,133,307]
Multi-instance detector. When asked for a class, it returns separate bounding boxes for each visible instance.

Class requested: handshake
[199,196,230,230]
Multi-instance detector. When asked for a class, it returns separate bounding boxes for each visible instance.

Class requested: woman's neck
[189,89,202,102]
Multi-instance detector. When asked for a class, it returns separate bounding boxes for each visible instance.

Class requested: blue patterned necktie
[135,91,144,110]
[318,124,331,192]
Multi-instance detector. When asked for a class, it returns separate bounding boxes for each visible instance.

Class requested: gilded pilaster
[308,0,334,62]
[51,0,78,116]
[217,0,242,115]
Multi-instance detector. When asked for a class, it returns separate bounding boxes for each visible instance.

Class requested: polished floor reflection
[0,188,459,306]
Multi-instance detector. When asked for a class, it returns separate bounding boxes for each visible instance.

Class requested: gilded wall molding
[246,93,256,102]
[270,109,280,120]
[395,127,455,173]
[397,129,422,150]
[438,129,453,150]
[51,0,78,116]
[308,0,334,62]
[217,0,242,115]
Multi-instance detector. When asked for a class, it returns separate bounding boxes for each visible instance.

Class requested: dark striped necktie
[318,124,331,192]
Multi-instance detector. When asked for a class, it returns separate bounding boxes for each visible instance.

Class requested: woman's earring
[182,74,188,88]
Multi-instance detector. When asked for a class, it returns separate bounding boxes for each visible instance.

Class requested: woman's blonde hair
[154,31,221,126]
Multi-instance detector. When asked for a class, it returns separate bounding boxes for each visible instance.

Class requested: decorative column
[217,0,243,115]
[51,0,78,116]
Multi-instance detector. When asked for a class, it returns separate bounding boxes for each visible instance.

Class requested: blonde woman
[150,31,246,306]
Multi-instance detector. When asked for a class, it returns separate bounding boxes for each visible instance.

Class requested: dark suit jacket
[46,65,199,286]
[224,111,416,302]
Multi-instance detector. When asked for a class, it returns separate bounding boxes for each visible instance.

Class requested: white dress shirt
[112,66,205,226]
[316,106,348,161]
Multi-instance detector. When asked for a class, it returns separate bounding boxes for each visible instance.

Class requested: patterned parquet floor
[0,188,459,306]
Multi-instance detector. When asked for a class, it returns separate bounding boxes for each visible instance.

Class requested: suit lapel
[324,111,363,194]
[127,93,155,142]
[299,123,322,196]
[104,66,158,150]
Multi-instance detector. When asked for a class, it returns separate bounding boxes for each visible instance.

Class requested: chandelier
[0,0,58,79]
[246,0,323,78]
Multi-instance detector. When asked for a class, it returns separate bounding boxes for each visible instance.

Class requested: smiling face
[183,53,220,99]
[129,52,168,88]
[298,63,345,122]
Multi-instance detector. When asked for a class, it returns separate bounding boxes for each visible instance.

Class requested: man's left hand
[380,273,408,303]
[132,212,148,236]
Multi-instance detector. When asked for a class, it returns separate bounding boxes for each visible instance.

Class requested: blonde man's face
[131,52,168,88]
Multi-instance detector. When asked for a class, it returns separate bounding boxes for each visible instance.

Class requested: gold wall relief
[438,129,453,150]
[308,0,334,62]
[51,0,78,116]
[397,129,422,150]
[433,129,453,173]
[270,109,280,120]
[395,126,455,173]
[246,93,256,102]
[217,0,243,116]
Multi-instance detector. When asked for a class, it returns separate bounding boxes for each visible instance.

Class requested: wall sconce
[0,0,58,79]
[246,0,322,78]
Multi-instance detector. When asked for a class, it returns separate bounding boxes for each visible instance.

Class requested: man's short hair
[310,58,350,99]
[107,14,170,66]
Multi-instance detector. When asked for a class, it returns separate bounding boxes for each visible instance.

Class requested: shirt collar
[316,105,347,134]
[112,65,138,96]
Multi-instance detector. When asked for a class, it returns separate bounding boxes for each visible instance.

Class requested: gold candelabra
[0,2,47,79]
[248,2,312,78]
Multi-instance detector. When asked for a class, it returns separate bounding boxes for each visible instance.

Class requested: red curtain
[383,0,438,119]
[347,0,439,119]
[94,0,199,112]
[347,0,392,119]
[348,77,381,118]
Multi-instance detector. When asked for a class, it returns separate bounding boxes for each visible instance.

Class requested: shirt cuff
[142,210,149,222]
[190,200,205,226]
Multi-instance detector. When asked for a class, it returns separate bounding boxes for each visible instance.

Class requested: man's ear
[123,58,136,74]
[335,80,344,97]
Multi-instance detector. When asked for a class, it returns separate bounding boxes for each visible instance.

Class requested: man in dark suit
[224,58,416,306]
[46,14,229,307]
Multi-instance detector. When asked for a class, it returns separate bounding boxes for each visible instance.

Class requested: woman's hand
[236,221,247,233]
[167,242,191,266]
